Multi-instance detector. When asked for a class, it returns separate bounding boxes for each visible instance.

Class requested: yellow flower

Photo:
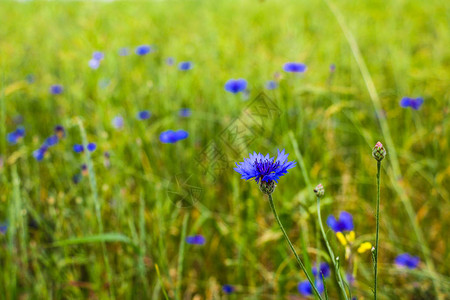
[346,231,355,243]
[336,232,347,246]
[357,242,372,253]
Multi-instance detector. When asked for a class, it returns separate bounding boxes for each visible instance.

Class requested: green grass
[0,0,449,299]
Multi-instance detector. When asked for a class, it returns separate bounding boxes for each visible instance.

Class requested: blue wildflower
[33,146,48,161]
[135,45,152,55]
[112,115,124,129]
[346,273,355,285]
[81,164,88,176]
[394,253,420,269]
[159,130,189,143]
[400,97,424,110]
[179,108,191,117]
[283,62,307,73]
[265,80,277,90]
[178,61,193,71]
[222,284,235,294]
[330,64,336,72]
[137,110,151,120]
[72,173,82,184]
[166,57,175,65]
[50,84,63,95]
[298,279,324,296]
[327,211,354,232]
[186,234,205,245]
[119,47,129,56]
[45,135,59,147]
[87,143,96,152]
[73,144,84,153]
[88,59,101,70]
[92,51,104,61]
[312,262,331,278]
[7,127,25,145]
[54,125,66,139]
[224,79,247,94]
[234,149,296,184]
[0,223,7,234]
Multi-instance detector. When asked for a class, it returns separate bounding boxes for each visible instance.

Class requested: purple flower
[55,125,66,139]
[395,253,420,269]
[298,279,324,296]
[0,223,7,234]
[222,284,235,294]
[135,45,153,55]
[224,79,247,94]
[112,115,124,129]
[400,97,424,110]
[137,110,151,120]
[283,62,307,73]
[179,108,191,117]
[234,149,296,184]
[33,145,48,161]
[73,144,84,153]
[178,61,193,71]
[87,143,96,152]
[45,135,59,147]
[265,80,277,90]
[159,130,189,143]
[92,51,104,61]
[327,211,354,232]
[186,234,205,245]
[7,127,25,145]
[312,262,331,278]
[50,84,63,95]
[88,59,101,69]
[166,57,175,65]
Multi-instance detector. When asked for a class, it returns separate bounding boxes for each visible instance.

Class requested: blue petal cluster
[312,262,331,278]
[186,234,205,245]
[89,51,104,70]
[394,253,420,269]
[7,127,25,145]
[327,211,354,232]
[400,97,424,110]
[298,279,324,296]
[178,61,193,71]
[234,149,296,183]
[135,45,153,55]
[50,84,63,95]
[265,80,277,90]
[137,110,151,120]
[222,284,235,294]
[283,62,307,73]
[179,108,192,117]
[159,130,189,143]
[224,78,247,94]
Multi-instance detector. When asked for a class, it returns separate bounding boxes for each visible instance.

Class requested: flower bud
[372,141,386,162]
[314,183,324,197]
[259,180,276,195]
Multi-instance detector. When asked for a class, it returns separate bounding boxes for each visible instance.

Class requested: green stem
[374,161,381,299]
[317,196,349,300]
[176,213,189,300]
[268,194,324,300]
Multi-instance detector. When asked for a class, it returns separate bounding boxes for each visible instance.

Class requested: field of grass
[1,0,449,299]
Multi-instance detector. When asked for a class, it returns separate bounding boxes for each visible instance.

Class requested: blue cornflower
[72,173,82,184]
[92,51,104,61]
[88,59,101,70]
[298,279,324,296]
[283,62,307,73]
[222,284,235,294]
[395,253,420,269]
[135,45,153,55]
[265,80,277,90]
[55,125,66,139]
[312,262,331,278]
[33,145,48,161]
[119,47,129,56]
[7,127,25,145]
[81,163,88,176]
[327,211,354,232]
[346,273,355,285]
[186,234,205,245]
[179,108,192,117]
[178,61,193,71]
[137,110,151,120]
[234,149,296,184]
[50,84,63,95]
[45,135,59,147]
[73,144,84,153]
[0,222,7,234]
[159,130,189,143]
[87,143,96,152]
[224,79,247,94]
[112,115,124,129]
[400,97,424,110]
[166,57,175,65]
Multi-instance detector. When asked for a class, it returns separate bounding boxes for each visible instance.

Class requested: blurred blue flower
[73,144,84,153]
[45,135,59,147]
[88,59,101,70]
[135,45,152,55]
[112,115,124,129]
[298,279,324,296]
[33,145,48,161]
[179,108,191,117]
[166,57,175,65]
[400,97,424,110]
[395,253,420,269]
[119,47,129,56]
[0,222,7,234]
[178,61,193,71]
[224,79,247,94]
[87,143,97,152]
[283,62,307,73]
[222,284,235,294]
[234,149,296,183]
[7,127,25,145]
[327,211,354,232]
[81,163,88,176]
[346,273,355,285]
[54,125,66,139]
[330,64,336,72]
[159,130,189,143]
[312,262,330,278]
[92,51,104,61]
[186,234,205,245]
[50,84,63,95]
[137,110,151,120]
[265,80,277,90]
[72,173,82,184]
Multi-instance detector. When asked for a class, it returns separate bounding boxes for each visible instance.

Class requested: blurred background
[0,0,449,299]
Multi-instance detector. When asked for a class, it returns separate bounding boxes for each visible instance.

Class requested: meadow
[0,0,449,299]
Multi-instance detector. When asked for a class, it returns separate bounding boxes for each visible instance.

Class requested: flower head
[7,127,25,145]
[112,115,124,129]
[179,108,192,117]
[87,143,97,152]
[327,211,354,232]
[330,64,336,72]
[186,234,205,245]
[178,61,193,71]
[50,84,63,95]
[224,79,247,94]
[166,57,175,65]
[137,110,151,120]
[372,141,386,162]
[135,45,153,55]
[298,279,324,296]
[0,222,7,235]
[45,135,59,147]
[92,51,104,61]
[33,145,48,161]
[54,125,66,139]
[222,284,235,294]
[283,62,307,73]
[88,59,101,70]
[395,253,420,269]
[314,183,324,197]
[73,144,84,153]
[400,97,424,110]
[312,262,330,278]
[159,130,189,143]
[265,80,277,90]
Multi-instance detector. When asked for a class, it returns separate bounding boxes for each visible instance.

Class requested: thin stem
[317,196,349,300]
[268,194,324,300]
[374,161,381,299]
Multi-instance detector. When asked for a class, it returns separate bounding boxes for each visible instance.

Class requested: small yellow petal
[336,232,347,246]
[346,231,355,243]
[357,242,372,253]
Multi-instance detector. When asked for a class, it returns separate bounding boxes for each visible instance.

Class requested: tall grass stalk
[373,161,381,299]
